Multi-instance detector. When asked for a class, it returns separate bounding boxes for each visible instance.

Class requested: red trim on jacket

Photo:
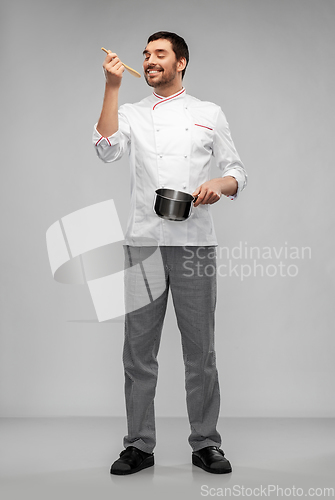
[95,136,112,146]
[152,88,186,110]
[195,123,213,131]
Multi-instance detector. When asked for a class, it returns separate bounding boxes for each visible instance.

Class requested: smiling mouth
[147,69,162,76]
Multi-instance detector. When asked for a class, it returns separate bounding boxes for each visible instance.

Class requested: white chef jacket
[92,87,247,246]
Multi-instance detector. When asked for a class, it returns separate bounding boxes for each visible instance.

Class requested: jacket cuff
[222,169,246,201]
[92,124,120,147]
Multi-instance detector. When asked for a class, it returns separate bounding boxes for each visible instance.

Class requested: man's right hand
[103,51,125,88]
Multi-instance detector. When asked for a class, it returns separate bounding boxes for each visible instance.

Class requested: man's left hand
[192,179,221,207]
[192,177,238,207]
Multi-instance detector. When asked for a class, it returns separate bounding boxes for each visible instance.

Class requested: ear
[177,57,187,73]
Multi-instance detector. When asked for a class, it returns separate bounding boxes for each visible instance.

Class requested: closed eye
[145,56,164,60]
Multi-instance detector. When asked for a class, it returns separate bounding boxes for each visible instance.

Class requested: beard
[144,61,178,88]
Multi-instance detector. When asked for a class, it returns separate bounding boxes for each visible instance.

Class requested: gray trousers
[122,245,222,453]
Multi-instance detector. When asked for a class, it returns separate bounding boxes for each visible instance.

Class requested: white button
[185,128,189,131]
[183,184,186,189]
[156,129,160,132]
[159,155,163,158]
[184,155,187,158]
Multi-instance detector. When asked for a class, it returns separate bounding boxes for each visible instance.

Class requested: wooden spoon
[101,47,141,78]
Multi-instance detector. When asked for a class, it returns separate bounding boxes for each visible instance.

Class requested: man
[93,31,247,475]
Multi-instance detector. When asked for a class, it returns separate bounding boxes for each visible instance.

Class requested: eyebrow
[142,49,168,55]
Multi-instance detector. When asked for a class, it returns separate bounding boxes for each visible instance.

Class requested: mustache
[146,66,163,71]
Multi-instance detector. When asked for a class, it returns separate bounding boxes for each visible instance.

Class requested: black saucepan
[153,188,197,221]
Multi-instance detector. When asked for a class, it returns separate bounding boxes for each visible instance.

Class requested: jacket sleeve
[212,107,247,200]
[92,106,131,163]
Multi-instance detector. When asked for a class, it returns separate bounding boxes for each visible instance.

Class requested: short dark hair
[147,31,189,79]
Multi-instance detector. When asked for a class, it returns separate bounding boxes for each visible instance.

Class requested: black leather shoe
[192,446,232,474]
[110,446,154,475]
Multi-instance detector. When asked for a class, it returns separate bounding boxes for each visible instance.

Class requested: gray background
[1,0,334,418]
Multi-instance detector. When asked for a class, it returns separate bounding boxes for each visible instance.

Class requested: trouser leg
[122,245,168,453]
[168,246,222,451]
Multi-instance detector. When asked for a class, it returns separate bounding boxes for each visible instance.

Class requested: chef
[93,31,247,476]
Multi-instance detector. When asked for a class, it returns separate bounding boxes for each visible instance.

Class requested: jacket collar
[152,87,186,110]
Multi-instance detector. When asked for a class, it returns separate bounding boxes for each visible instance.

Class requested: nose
[145,54,157,67]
